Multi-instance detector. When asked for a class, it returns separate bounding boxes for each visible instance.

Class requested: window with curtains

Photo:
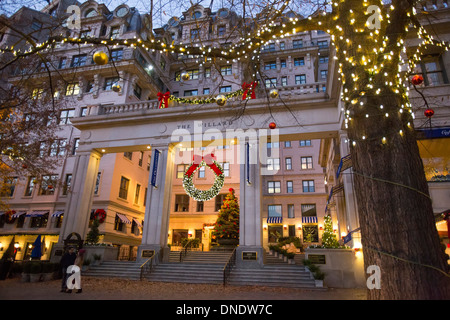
[268,205,282,217]
[119,176,129,199]
[175,194,190,212]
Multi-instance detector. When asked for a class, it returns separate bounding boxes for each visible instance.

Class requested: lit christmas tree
[212,188,239,244]
[322,215,339,248]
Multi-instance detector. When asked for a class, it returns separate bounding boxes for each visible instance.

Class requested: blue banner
[151,149,160,187]
[416,127,450,139]
[246,142,250,184]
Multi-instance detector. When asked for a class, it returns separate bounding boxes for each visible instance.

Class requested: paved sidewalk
[0,276,367,300]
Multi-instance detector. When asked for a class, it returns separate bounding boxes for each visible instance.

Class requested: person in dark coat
[60,246,76,292]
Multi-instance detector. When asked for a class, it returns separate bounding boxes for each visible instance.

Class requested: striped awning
[26,211,49,217]
[132,218,142,228]
[116,213,131,224]
[12,211,27,218]
[267,216,282,224]
[302,216,318,224]
[51,210,64,217]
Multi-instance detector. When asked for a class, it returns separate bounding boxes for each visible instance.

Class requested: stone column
[236,138,264,268]
[60,150,102,241]
[137,145,174,263]
[339,131,360,246]
[50,149,102,262]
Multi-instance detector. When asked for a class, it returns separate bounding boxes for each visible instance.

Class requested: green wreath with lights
[182,155,225,201]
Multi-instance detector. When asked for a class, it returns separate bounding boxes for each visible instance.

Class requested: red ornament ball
[269,122,276,129]
[411,75,424,86]
[424,108,434,118]
[229,188,234,192]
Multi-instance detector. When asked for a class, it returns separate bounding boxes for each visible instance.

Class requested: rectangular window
[319,56,329,64]
[302,180,315,192]
[268,181,281,194]
[138,151,144,167]
[184,89,198,96]
[39,174,58,196]
[286,181,293,193]
[300,140,312,147]
[218,25,226,36]
[219,86,232,93]
[196,201,204,212]
[294,57,305,66]
[284,141,291,148]
[72,138,80,155]
[288,204,295,218]
[215,194,227,211]
[317,40,328,48]
[63,174,72,195]
[280,42,285,50]
[114,215,124,231]
[264,61,277,70]
[134,184,141,204]
[134,84,142,99]
[24,177,35,197]
[143,187,148,206]
[177,164,189,179]
[295,74,306,84]
[280,60,286,68]
[221,162,230,177]
[50,139,66,157]
[190,28,200,40]
[124,152,132,160]
[221,65,232,76]
[293,39,303,49]
[320,70,328,79]
[59,109,75,125]
[301,156,313,169]
[267,158,280,171]
[285,157,292,170]
[265,78,277,88]
[30,212,48,228]
[119,176,129,199]
[187,69,199,80]
[268,205,282,217]
[204,67,211,78]
[419,56,448,86]
[110,26,120,39]
[203,88,210,95]
[281,76,288,86]
[65,83,80,96]
[58,58,67,69]
[104,77,119,91]
[0,177,18,197]
[31,19,42,31]
[301,204,317,217]
[94,172,101,195]
[71,54,87,67]
[198,166,205,178]
[175,194,190,212]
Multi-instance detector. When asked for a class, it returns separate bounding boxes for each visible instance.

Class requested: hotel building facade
[0,0,448,268]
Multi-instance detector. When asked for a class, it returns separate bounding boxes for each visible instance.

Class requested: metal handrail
[139,252,158,280]
[179,239,193,262]
[223,247,237,286]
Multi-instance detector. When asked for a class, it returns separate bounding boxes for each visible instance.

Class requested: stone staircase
[227,264,316,288]
[83,251,320,289]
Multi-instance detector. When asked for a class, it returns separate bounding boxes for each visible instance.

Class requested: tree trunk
[348,93,450,299]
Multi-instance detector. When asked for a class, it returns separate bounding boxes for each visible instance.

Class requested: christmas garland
[93,209,106,223]
[182,154,225,201]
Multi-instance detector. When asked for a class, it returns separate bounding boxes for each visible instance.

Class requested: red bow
[242,81,257,100]
[184,154,223,178]
[157,91,170,109]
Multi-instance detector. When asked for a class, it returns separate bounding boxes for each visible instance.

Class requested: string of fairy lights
[1,1,449,143]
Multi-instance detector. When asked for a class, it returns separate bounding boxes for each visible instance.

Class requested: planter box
[315,280,324,288]
[83,245,119,262]
[21,273,30,282]
[305,248,365,288]
[29,274,41,282]
[42,272,54,281]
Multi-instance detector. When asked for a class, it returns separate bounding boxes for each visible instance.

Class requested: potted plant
[29,262,42,282]
[41,262,55,281]
[92,254,102,266]
[313,269,325,287]
[21,262,31,282]
[286,252,296,264]
[82,258,91,272]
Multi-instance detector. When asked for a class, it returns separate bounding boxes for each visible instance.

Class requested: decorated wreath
[93,209,106,223]
[182,154,225,201]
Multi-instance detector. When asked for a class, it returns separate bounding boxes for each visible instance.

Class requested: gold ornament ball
[181,71,190,81]
[93,50,108,65]
[112,84,121,92]
[216,94,227,106]
[269,89,279,99]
